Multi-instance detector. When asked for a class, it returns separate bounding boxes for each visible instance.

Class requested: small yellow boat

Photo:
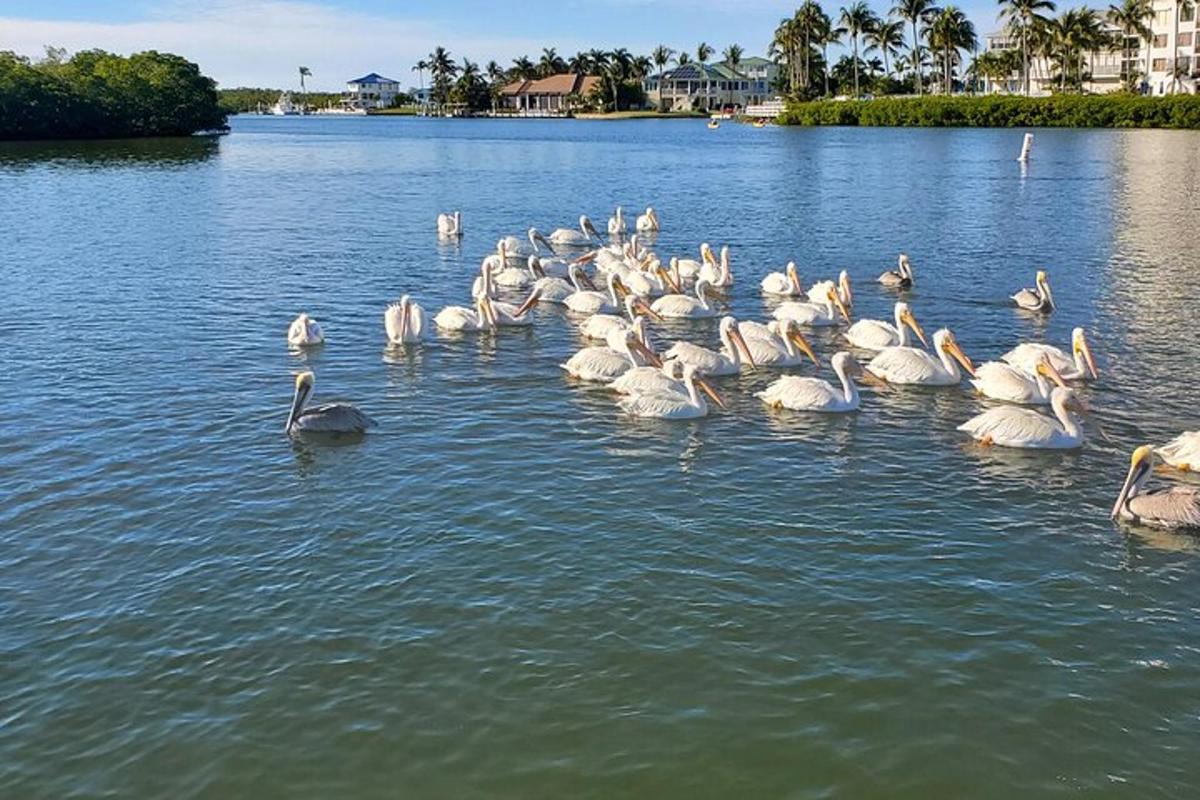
[707,118,720,130]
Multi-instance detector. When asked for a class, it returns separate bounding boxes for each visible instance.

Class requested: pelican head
[286,371,315,433]
[622,325,661,367]
[780,318,819,366]
[826,286,852,323]
[700,242,716,266]
[1037,270,1054,308]
[529,227,551,253]
[838,270,853,307]
[581,215,599,239]
[681,363,727,411]
[528,255,546,279]
[656,260,681,294]
[719,316,757,367]
[935,329,976,377]
[1112,445,1156,520]
[694,277,714,304]
[1036,354,1068,388]
[895,302,928,347]
[785,261,801,293]
[1072,327,1098,379]
[646,207,659,230]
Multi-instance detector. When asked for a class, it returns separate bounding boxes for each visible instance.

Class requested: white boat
[270,92,301,116]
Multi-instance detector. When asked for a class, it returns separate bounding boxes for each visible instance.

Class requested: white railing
[743,99,786,118]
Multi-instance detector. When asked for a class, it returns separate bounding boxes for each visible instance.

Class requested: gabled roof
[349,72,399,85]
[736,56,775,68]
[500,73,601,96]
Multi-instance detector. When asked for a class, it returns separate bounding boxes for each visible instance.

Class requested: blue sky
[0,1,1005,90]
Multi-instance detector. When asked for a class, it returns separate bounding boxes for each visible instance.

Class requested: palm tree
[893,0,938,95]
[696,42,714,108]
[538,47,566,78]
[1108,0,1154,89]
[485,60,505,112]
[651,45,675,109]
[412,59,428,99]
[998,0,1058,95]
[678,51,692,65]
[797,1,825,93]
[606,48,633,111]
[723,44,744,106]
[865,18,907,77]
[428,47,458,109]
[567,51,590,75]
[771,17,799,95]
[1171,0,1196,92]
[632,55,653,80]
[839,2,878,96]
[814,11,845,96]
[510,56,536,80]
[926,6,976,93]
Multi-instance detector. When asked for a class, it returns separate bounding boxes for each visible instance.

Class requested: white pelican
[844,301,926,351]
[565,272,625,315]
[663,316,756,376]
[436,211,462,237]
[739,318,819,369]
[771,287,850,328]
[879,254,914,288]
[635,207,660,232]
[607,206,626,236]
[673,244,715,281]
[807,270,853,309]
[1012,270,1054,312]
[1001,327,1098,382]
[757,351,873,413]
[867,328,975,386]
[383,295,427,345]
[958,386,1091,449]
[970,354,1067,405]
[435,295,496,332]
[609,359,685,396]
[471,259,498,301]
[528,258,576,304]
[491,288,542,327]
[650,277,719,319]
[490,243,534,289]
[287,313,324,347]
[761,262,803,297]
[578,295,660,341]
[286,371,376,435]
[1112,446,1200,530]
[1158,431,1200,472]
[618,364,725,419]
[536,216,600,248]
[697,245,732,288]
[561,327,658,382]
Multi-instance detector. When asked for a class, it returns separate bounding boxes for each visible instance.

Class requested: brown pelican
[287,313,324,347]
[1112,446,1200,530]
[286,372,376,435]
[1012,270,1054,312]
[879,254,914,288]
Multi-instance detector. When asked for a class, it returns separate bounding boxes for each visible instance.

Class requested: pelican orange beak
[697,376,727,410]
[901,309,928,347]
[1112,445,1154,519]
[840,272,854,307]
[573,250,597,265]
[786,263,801,294]
[628,337,663,368]
[634,296,663,322]
[532,230,553,252]
[701,244,716,267]
[789,329,820,367]
[481,296,498,329]
[730,326,757,368]
[580,271,598,291]
[612,276,630,299]
[828,289,851,324]
[514,289,541,318]
[858,369,891,391]
[657,264,681,294]
[946,338,976,378]
[1075,335,1099,379]
[1036,356,1068,388]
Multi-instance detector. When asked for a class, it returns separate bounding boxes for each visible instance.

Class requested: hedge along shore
[778,95,1200,129]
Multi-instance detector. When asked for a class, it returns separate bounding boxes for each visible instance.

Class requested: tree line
[0,48,226,140]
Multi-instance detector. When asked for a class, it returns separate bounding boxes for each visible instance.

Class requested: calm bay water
[3,117,1200,798]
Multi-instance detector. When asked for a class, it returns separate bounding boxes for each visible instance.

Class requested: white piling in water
[1017,132,1034,162]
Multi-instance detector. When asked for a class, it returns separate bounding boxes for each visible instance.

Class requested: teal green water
[3,118,1200,798]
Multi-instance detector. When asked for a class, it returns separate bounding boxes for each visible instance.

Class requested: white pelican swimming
[491,288,542,327]
[663,316,756,376]
[607,206,626,236]
[578,295,660,341]
[771,287,850,328]
[471,259,498,301]
[757,351,873,413]
[436,211,462,237]
[1158,431,1200,472]
[761,262,803,297]
[529,258,577,304]
[383,295,427,345]
[635,207,660,233]
[650,277,719,319]
[806,270,853,309]
[565,272,625,315]
[609,359,685,396]
[561,326,658,382]
[618,364,725,419]
[958,386,1091,449]
[286,371,376,435]
[1012,270,1054,312]
[287,313,324,347]
[739,318,819,369]
[1001,327,1098,382]
[879,254,914,288]
[434,295,496,332]
[844,301,926,351]
[697,245,733,288]
[673,244,715,282]
[1112,446,1200,530]
[536,216,600,249]
[867,328,975,386]
[497,229,543,261]
[970,354,1067,405]
[490,243,534,289]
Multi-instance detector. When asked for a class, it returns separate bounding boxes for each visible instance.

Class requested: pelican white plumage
[663,316,756,376]
[806,270,853,309]
[739,318,820,369]
[565,272,626,315]
[491,288,542,327]
[635,207,660,232]
[578,295,660,341]
[1158,431,1200,472]
[771,287,850,328]
[491,243,534,289]
[607,206,626,236]
[537,216,600,248]
[761,262,803,296]
[970,354,1067,405]
[697,245,732,288]
[609,359,685,395]
[287,313,324,347]
[1112,446,1200,530]
[434,295,496,332]
[561,326,658,382]
[436,211,462,237]
[673,243,715,282]
[650,277,719,319]
[618,364,725,419]
[879,254,914,288]
[1001,327,1098,382]
[867,328,975,386]
[528,258,576,304]
[757,351,870,413]
[958,386,1091,449]
[844,301,926,351]
[1012,270,1054,312]
[286,371,376,435]
[384,295,427,345]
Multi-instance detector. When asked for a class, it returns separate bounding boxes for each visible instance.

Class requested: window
[1180,33,1194,47]
[1182,4,1195,22]
[1153,57,1168,71]
[1155,10,1171,26]
[1154,34,1168,47]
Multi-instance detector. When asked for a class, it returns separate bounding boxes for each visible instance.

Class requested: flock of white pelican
[282,207,1200,533]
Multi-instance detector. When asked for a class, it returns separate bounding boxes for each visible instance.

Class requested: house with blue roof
[343,72,402,111]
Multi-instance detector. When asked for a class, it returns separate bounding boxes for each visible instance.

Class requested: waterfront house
[498,73,601,116]
[342,72,402,111]
[644,56,776,112]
